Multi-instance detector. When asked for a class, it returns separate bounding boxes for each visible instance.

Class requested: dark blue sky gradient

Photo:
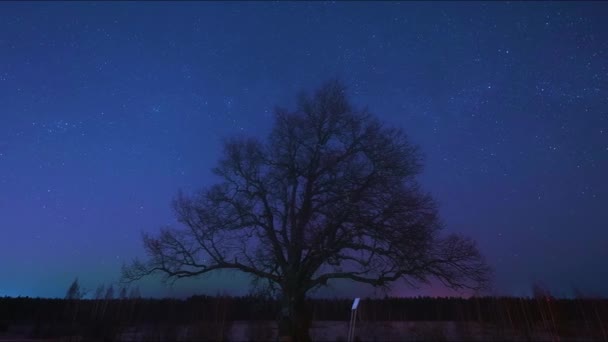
[1,1,607,298]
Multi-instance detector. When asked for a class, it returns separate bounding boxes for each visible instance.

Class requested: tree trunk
[278,293,312,342]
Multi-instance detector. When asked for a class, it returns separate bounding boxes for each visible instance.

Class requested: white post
[348,297,360,342]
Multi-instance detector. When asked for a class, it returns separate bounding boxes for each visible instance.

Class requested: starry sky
[1,1,607,299]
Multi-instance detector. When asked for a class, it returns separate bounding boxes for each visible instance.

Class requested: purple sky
[1,1,607,299]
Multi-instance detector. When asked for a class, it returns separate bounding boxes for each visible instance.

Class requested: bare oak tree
[123,80,490,341]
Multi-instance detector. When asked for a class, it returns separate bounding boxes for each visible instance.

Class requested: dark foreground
[1,296,607,341]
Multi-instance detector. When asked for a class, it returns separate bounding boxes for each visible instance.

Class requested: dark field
[1,295,607,341]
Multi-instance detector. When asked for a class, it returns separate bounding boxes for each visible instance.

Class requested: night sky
[1,1,607,299]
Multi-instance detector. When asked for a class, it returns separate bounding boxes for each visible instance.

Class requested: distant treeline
[1,295,607,340]
[2,295,607,323]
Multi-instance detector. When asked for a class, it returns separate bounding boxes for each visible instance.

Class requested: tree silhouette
[104,285,114,300]
[65,278,82,300]
[94,284,105,300]
[123,80,490,341]
[118,287,127,300]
